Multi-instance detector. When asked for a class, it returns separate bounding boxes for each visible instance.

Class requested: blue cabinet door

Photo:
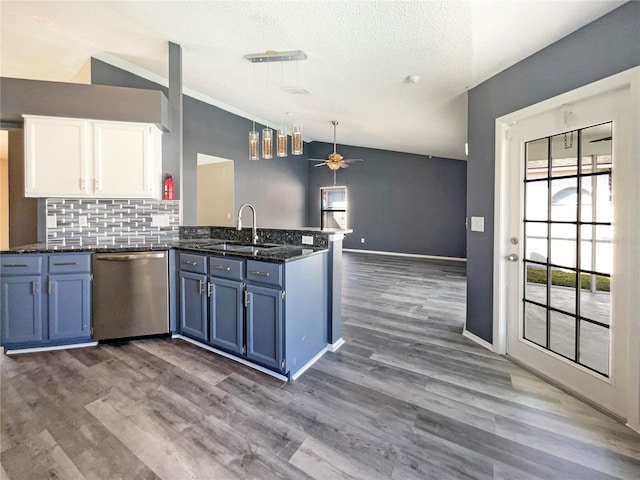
[209,277,243,355]
[179,271,208,341]
[245,284,283,371]
[48,273,91,340]
[1,275,44,344]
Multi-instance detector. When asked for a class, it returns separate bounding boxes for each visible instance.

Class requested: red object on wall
[163,173,174,200]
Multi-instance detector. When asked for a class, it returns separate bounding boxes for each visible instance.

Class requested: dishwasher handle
[95,252,166,261]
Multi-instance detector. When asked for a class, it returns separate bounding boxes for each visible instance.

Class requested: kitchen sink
[204,242,281,253]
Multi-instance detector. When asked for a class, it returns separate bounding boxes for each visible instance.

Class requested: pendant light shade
[291,123,303,155]
[262,127,273,159]
[249,130,259,160]
[276,126,287,157]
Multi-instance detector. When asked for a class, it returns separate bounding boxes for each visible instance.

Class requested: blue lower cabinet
[1,275,44,344]
[209,277,244,355]
[179,271,208,341]
[1,253,92,349]
[245,284,284,372]
[48,273,91,340]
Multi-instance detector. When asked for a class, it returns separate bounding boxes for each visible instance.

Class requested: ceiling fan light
[291,123,303,155]
[262,128,273,159]
[276,127,287,157]
[327,161,341,171]
[249,130,259,160]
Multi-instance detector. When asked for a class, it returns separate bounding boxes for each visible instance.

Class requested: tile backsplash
[46,198,180,246]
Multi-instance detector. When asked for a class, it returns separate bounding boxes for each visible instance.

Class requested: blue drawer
[49,254,91,273]
[0,255,42,275]
[246,260,282,287]
[209,256,244,281]
[179,253,207,274]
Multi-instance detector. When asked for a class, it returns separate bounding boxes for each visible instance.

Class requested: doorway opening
[197,154,234,227]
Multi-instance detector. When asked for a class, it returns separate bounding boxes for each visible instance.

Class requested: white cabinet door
[24,117,90,197]
[93,122,159,198]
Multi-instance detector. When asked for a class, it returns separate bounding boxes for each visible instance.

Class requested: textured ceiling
[0,1,625,160]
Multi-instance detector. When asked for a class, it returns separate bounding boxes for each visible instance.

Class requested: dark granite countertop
[1,239,327,263]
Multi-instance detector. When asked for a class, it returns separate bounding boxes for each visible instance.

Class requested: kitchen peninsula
[0,225,350,381]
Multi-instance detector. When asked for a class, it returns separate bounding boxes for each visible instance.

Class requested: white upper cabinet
[24,115,162,199]
[24,116,91,197]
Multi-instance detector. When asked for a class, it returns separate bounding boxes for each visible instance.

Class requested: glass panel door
[523,122,612,376]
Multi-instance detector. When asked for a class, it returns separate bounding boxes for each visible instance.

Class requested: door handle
[506,253,519,262]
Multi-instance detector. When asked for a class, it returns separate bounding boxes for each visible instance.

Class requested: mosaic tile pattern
[46,199,180,246]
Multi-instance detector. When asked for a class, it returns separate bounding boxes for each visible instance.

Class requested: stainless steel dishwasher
[92,251,169,341]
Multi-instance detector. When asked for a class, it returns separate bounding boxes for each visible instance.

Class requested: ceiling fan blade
[344,159,364,163]
[308,158,326,162]
[340,163,350,168]
[314,162,329,167]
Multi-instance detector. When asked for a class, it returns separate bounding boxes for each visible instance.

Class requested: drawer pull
[183,260,198,266]
[32,281,38,295]
[199,279,205,295]
[4,264,28,268]
[53,262,77,266]
[213,265,231,271]
[250,271,270,277]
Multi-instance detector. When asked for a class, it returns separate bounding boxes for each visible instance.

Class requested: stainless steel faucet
[236,203,258,243]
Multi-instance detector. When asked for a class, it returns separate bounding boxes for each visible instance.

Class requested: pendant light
[262,63,273,159]
[276,61,287,157]
[291,59,303,155]
[244,50,307,159]
[291,123,303,155]
[249,63,259,160]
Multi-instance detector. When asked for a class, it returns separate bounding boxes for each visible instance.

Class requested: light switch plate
[46,215,57,228]
[301,235,314,245]
[79,215,88,227]
[470,216,484,232]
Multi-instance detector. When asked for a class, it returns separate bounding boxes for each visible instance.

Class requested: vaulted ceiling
[0,1,625,160]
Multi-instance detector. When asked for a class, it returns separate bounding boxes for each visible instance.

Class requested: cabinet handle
[48,280,53,294]
[199,279,205,295]
[3,264,28,268]
[213,265,231,271]
[183,260,198,266]
[32,281,38,295]
[80,178,86,191]
[244,289,250,307]
[207,282,212,297]
[95,179,102,191]
[53,262,77,266]
[249,270,270,277]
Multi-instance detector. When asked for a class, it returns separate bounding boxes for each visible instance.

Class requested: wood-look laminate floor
[2,252,639,479]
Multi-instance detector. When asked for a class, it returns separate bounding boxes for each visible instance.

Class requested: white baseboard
[4,342,98,355]
[462,329,494,351]
[290,347,329,381]
[172,334,288,382]
[343,248,466,262]
[328,337,346,352]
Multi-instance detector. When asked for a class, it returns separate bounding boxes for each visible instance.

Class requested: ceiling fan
[310,121,364,172]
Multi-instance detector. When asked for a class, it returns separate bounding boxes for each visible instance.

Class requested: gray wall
[7,129,38,247]
[308,142,467,258]
[466,1,640,342]
[91,60,309,227]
